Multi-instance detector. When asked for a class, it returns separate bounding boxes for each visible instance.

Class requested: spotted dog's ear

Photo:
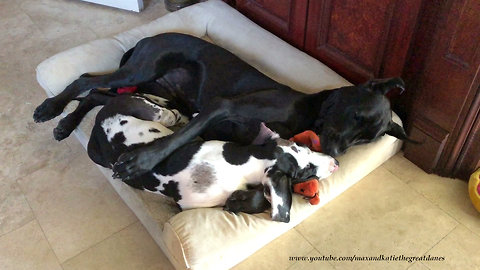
[365,77,405,95]
[264,167,292,223]
[385,121,421,144]
[252,122,280,145]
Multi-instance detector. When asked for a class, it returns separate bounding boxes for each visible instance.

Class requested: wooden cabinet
[230,0,422,84]
[226,0,480,180]
[401,0,480,180]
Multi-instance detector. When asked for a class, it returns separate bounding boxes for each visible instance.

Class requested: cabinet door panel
[236,0,308,48]
[305,0,421,83]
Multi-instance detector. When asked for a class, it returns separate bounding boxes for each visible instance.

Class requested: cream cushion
[36,1,402,269]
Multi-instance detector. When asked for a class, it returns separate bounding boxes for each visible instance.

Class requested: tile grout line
[17,7,49,45]
[16,187,64,268]
[393,174,480,239]
[420,223,458,257]
[15,174,139,264]
[0,218,33,240]
[285,227,316,269]
[382,165,465,228]
[289,226,337,270]
[384,166,480,242]
[421,261,432,270]
[293,226,316,248]
[60,219,140,266]
[314,247,338,269]
[459,221,480,238]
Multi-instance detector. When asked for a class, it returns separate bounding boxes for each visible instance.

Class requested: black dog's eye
[353,111,362,122]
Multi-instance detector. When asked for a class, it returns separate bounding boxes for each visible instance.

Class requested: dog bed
[35,1,403,269]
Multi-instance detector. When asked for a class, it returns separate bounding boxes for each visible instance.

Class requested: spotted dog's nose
[330,158,339,173]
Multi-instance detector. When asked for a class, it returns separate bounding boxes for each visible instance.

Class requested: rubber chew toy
[289,130,321,152]
[293,178,320,205]
[469,169,480,212]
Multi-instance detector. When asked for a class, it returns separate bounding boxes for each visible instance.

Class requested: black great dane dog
[33,33,411,180]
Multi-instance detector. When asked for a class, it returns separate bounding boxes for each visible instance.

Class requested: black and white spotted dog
[59,91,338,222]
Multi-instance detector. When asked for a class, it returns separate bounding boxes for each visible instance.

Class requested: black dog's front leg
[112,98,233,180]
[53,90,114,141]
[33,69,155,123]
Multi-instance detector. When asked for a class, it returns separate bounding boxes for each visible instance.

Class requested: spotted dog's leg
[126,95,190,128]
[153,107,190,127]
[223,184,271,214]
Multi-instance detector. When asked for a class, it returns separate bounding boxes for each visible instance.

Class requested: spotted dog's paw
[223,190,248,213]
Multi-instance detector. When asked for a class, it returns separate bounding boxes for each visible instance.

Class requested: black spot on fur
[159,180,182,202]
[191,164,216,192]
[111,132,126,145]
[120,120,128,125]
[106,128,111,133]
[222,141,276,165]
[139,132,143,136]
[149,128,161,133]
[291,146,299,153]
[152,141,202,176]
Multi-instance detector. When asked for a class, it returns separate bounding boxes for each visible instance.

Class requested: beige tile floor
[0,0,479,269]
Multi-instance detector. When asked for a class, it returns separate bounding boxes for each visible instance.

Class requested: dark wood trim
[453,88,480,179]
[439,79,480,177]
[381,0,424,78]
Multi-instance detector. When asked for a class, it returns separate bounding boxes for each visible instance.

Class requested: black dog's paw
[53,118,75,141]
[33,97,63,123]
[112,147,163,180]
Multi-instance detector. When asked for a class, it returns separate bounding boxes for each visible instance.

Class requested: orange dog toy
[290,130,323,204]
[289,130,321,152]
[293,178,320,205]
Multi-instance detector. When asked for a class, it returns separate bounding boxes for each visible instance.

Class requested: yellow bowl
[468,169,480,212]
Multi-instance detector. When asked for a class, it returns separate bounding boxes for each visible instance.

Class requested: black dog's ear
[365,77,405,95]
[385,121,421,144]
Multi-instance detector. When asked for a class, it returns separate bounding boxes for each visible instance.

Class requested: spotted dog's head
[263,137,338,223]
[274,139,339,182]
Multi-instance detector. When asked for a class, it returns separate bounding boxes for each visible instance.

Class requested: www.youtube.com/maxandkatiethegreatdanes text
[289,254,445,263]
